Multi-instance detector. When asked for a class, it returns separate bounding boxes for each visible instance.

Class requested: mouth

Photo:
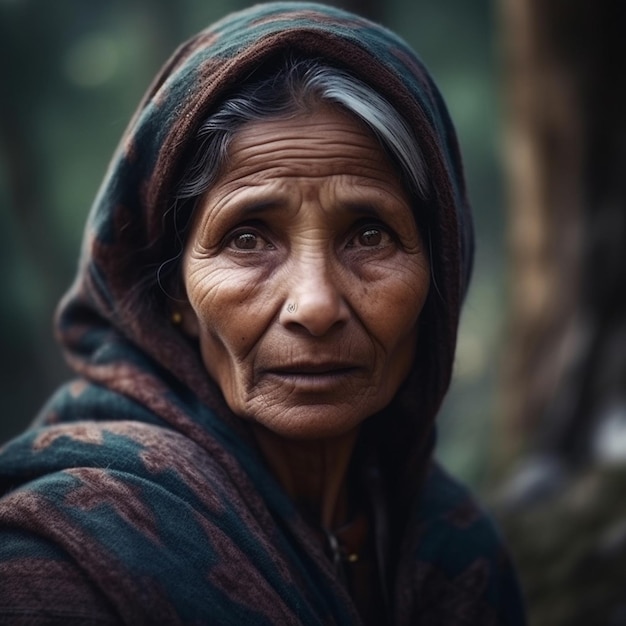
[268,362,360,375]
[263,362,361,389]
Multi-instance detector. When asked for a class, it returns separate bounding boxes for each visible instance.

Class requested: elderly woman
[0,3,524,624]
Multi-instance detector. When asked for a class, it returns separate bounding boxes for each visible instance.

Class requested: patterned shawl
[0,3,524,624]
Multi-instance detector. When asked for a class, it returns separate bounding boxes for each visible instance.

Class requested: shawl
[0,3,525,624]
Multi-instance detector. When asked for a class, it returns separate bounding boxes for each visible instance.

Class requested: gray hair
[176,57,428,204]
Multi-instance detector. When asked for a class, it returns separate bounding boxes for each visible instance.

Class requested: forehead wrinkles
[192,107,415,234]
[221,113,392,181]
[235,119,374,154]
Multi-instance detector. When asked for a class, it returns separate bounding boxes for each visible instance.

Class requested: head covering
[55,0,473,474]
[0,6,522,626]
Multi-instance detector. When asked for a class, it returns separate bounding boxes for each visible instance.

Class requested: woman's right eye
[227,230,275,251]
[232,232,259,249]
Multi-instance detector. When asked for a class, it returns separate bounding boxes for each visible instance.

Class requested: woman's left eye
[358,228,383,247]
[347,225,393,249]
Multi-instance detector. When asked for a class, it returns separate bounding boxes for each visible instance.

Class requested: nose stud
[286,302,297,313]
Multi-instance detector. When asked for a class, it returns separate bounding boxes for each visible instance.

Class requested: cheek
[356,258,430,350]
[183,259,276,360]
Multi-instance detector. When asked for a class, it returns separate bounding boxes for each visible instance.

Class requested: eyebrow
[229,199,286,214]
[204,198,287,225]
[208,184,412,223]
[340,202,385,216]
[230,200,404,221]
[339,199,414,223]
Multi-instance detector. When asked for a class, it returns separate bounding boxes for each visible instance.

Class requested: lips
[260,362,363,393]
[268,362,359,375]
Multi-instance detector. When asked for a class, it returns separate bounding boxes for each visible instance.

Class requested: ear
[180,301,200,338]
[172,299,200,339]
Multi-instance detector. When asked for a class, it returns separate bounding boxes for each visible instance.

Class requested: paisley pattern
[0,3,524,623]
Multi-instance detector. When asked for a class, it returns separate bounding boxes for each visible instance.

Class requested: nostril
[280,287,349,336]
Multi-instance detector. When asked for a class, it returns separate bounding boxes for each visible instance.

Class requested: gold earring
[171,311,182,325]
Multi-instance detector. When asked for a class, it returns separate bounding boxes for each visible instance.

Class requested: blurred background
[1,1,625,623]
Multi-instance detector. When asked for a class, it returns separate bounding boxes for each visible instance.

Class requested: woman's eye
[348,225,392,249]
[233,232,258,249]
[227,230,274,251]
[359,228,383,247]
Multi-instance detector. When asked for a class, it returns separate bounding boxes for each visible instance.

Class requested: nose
[279,254,350,336]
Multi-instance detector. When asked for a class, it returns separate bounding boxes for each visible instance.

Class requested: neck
[253,426,360,529]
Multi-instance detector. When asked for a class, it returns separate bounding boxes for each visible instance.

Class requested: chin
[243,403,373,441]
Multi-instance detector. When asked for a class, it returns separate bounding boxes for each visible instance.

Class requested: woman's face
[180,105,430,440]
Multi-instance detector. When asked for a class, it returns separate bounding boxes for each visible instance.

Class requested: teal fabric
[0,3,524,623]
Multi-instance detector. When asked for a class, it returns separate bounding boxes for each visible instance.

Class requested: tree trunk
[498,0,626,471]
[497,6,626,623]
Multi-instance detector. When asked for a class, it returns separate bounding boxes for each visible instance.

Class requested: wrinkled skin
[180,105,430,441]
